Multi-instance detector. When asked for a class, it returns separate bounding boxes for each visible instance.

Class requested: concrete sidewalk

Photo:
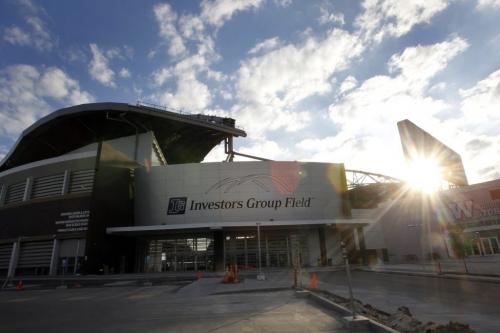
[367,257,500,276]
[307,270,500,332]
[358,262,500,284]
[176,271,295,296]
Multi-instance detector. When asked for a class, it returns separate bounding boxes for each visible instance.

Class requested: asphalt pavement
[312,270,500,333]
[0,283,346,333]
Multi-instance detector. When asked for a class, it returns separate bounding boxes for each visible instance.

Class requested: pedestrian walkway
[366,256,500,276]
[176,271,295,296]
[306,270,500,332]
[359,261,500,284]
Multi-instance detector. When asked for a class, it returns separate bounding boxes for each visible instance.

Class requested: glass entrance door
[224,230,308,270]
[144,235,214,272]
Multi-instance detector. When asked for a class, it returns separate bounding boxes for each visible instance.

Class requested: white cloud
[38,67,78,99]
[63,47,87,63]
[4,1,55,51]
[220,90,233,100]
[477,0,500,9]
[248,37,282,55]
[0,65,93,138]
[200,0,264,28]
[105,45,134,60]
[318,7,345,26]
[202,137,291,162]
[330,37,468,127]
[147,49,157,59]
[428,82,447,93]
[119,68,131,78]
[152,52,212,86]
[274,0,292,7]
[355,0,452,42]
[387,36,468,92]
[3,15,54,51]
[17,0,40,14]
[149,0,268,116]
[237,28,362,108]
[230,103,311,137]
[226,0,456,147]
[179,14,205,40]
[154,3,186,57]
[3,26,31,46]
[315,37,469,178]
[89,43,116,88]
[339,76,358,94]
[37,67,94,104]
[297,133,406,175]
[152,72,212,111]
[459,69,500,129]
[25,16,53,50]
[239,139,291,160]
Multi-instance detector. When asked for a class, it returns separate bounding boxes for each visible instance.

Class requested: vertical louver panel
[32,173,65,199]
[17,240,53,268]
[0,243,13,270]
[69,169,95,194]
[5,181,26,204]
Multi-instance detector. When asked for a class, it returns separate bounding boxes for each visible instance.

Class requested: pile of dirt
[315,290,476,333]
[387,306,475,333]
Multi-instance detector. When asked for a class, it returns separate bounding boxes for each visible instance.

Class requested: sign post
[257,222,265,280]
[341,241,356,319]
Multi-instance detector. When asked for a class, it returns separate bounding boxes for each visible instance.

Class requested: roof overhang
[0,102,246,171]
[106,219,372,236]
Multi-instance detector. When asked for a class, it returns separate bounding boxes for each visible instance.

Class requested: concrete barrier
[297,290,399,333]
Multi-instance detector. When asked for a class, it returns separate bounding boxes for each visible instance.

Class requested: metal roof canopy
[0,102,246,171]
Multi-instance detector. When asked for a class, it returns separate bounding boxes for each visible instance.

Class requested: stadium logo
[167,197,187,215]
[205,174,292,194]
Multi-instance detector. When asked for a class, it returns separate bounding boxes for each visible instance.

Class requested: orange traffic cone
[310,272,317,289]
[196,271,204,280]
[15,280,24,291]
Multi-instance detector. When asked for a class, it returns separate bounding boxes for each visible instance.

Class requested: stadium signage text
[167,197,313,215]
[55,210,89,232]
[447,200,500,221]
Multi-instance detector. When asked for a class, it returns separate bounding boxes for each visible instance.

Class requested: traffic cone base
[15,280,24,291]
[310,272,317,289]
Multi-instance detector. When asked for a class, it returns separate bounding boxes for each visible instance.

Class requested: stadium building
[0,103,375,277]
[1,103,498,278]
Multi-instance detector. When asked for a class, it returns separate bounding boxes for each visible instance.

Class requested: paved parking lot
[0,283,346,333]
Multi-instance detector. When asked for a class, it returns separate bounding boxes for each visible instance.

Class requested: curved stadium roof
[0,102,246,171]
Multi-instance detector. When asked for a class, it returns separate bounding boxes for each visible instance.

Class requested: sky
[0,0,500,184]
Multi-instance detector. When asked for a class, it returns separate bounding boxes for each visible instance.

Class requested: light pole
[341,241,356,319]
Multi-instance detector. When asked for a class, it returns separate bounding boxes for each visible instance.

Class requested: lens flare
[405,158,443,194]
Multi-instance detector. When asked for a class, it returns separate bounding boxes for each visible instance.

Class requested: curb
[357,268,500,284]
[210,286,292,295]
[300,290,399,333]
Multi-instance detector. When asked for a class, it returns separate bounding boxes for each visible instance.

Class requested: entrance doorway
[224,230,308,270]
[143,235,214,272]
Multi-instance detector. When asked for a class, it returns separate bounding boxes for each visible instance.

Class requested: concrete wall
[135,161,348,227]
[376,191,449,263]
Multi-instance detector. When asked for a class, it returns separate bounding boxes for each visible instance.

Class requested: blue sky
[1,0,500,184]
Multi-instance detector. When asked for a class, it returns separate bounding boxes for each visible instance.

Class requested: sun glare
[405,158,443,194]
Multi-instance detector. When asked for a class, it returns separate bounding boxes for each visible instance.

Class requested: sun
[404,158,443,194]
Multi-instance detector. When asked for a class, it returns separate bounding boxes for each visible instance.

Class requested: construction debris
[315,290,476,333]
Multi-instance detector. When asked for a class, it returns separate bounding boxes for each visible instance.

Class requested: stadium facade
[1,103,498,277]
[0,103,368,276]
